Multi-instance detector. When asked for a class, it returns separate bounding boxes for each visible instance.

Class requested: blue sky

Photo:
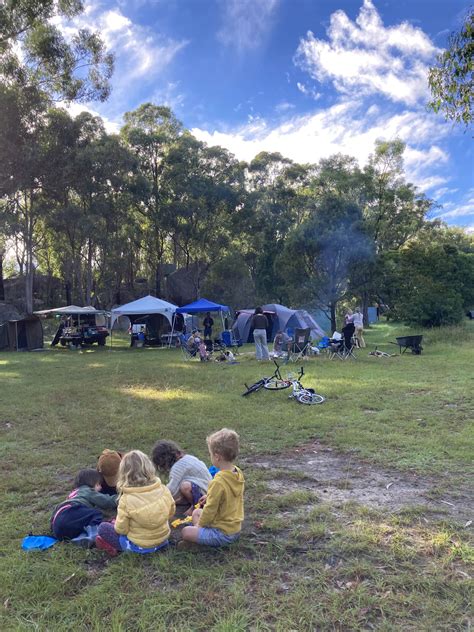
[60,0,473,231]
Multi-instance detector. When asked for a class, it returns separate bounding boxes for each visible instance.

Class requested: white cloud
[192,99,450,191]
[438,197,474,220]
[54,2,188,85]
[217,0,280,52]
[275,101,295,113]
[61,102,121,134]
[296,82,321,100]
[433,186,459,199]
[150,82,186,111]
[294,0,439,106]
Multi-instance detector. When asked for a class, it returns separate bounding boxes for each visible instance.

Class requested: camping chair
[287,328,311,363]
[220,330,243,354]
[179,333,199,361]
[328,337,356,361]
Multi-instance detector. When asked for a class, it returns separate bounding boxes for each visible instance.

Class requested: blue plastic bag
[22,535,58,551]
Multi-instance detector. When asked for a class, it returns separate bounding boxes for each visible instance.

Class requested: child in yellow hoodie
[181,428,244,548]
[96,450,175,556]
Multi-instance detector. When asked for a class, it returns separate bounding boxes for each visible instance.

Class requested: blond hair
[117,450,157,492]
[207,428,240,462]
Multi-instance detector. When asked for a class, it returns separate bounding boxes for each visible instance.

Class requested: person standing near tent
[203,312,214,340]
[251,307,270,361]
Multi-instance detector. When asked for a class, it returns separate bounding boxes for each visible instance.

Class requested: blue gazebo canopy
[176,298,230,314]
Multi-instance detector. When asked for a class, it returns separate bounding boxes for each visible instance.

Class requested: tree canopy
[428,9,474,128]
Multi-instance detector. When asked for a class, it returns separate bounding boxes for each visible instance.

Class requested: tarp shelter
[110,295,178,345]
[34,305,108,331]
[35,305,108,318]
[232,303,325,343]
[110,295,177,328]
[0,315,44,351]
[171,298,230,344]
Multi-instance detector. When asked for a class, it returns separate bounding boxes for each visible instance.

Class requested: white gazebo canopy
[110,295,177,328]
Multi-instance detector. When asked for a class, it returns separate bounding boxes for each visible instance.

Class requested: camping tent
[110,295,178,345]
[232,303,325,343]
[171,298,230,343]
[0,315,44,351]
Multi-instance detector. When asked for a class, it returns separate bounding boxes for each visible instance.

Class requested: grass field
[0,321,472,631]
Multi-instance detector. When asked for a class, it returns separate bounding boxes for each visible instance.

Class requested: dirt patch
[243,441,473,524]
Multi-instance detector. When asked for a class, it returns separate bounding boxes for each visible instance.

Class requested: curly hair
[151,440,182,473]
[117,450,157,492]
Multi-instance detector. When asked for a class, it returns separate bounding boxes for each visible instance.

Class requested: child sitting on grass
[97,449,122,495]
[152,440,212,515]
[180,428,244,548]
[51,469,117,540]
[96,450,175,556]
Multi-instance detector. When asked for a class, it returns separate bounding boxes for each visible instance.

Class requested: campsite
[1,0,473,629]
[1,318,473,630]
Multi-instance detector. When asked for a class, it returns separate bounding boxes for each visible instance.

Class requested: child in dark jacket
[51,469,117,540]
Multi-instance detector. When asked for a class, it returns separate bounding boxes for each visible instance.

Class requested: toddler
[180,428,244,548]
[97,449,122,495]
[198,341,209,362]
[51,469,117,540]
[96,450,175,556]
[152,440,212,514]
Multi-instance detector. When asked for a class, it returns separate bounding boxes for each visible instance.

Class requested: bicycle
[242,361,291,396]
[286,366,325,405]
[242,362,325,405]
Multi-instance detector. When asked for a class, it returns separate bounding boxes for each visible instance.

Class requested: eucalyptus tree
[428,8,473,128]
[0,0,113,102]
[160,133,245,296]
[244,152,311,302]
[0,85,52,312]
[351,139,433,319]
[41,110,138,305]
[121,104,183,294]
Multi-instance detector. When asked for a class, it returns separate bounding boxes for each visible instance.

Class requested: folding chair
[287,328,311,362]
[179,333,199,361]
[221,330,243,354]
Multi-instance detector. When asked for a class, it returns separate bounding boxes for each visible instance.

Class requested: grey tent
[232,303,325,343]
[0,309,44,351]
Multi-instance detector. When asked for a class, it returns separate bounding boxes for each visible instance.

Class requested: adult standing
[352,307,365,348]
[251,307,270,361]
[344,309,353,326]
[203,312,214,340]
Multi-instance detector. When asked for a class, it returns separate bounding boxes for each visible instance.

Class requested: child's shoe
[95,535,119,557]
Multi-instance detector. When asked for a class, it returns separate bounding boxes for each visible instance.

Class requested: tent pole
[169,313,176,348]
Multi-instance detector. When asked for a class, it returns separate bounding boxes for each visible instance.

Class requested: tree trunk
[361,291,370,327]
[65,280,72,305]
[155,264,161,297]
[0,251,5,301]
[85,238,93,305]
[330,301,337,332]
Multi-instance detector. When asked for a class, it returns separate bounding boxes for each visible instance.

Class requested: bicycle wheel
[242,380,265,396]
[296,391,325,405]
[264,378,291,391]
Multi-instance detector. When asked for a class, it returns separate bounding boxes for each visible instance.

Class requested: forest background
[1,2,473,331]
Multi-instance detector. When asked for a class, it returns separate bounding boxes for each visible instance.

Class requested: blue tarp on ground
[176,298,230,314]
